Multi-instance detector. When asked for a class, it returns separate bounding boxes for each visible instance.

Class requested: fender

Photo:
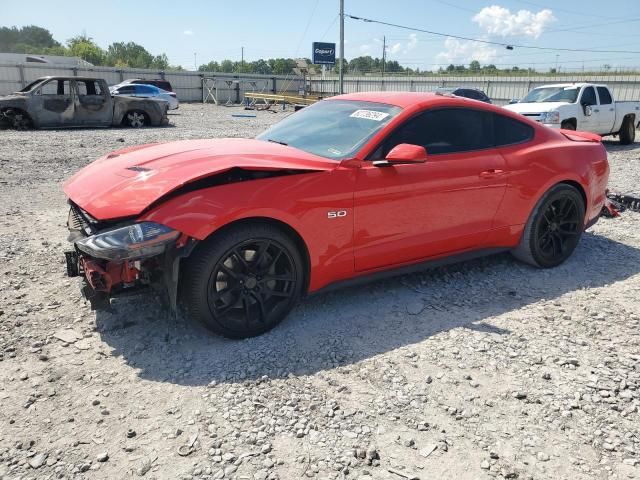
[140,167,359,292]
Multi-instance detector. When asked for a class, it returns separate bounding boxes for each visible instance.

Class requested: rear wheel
[124,110,148,128]
[512,184,585,268]
[619,116,636,145]
[181,223,304,339]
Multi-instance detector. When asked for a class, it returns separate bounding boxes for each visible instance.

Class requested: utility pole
[194,52,197,71]
[555,54,559,74]
[241,46,244,71]
[382,35,386,76]
[339,0,344,94]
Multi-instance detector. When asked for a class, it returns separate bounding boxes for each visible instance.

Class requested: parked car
[115,78,173,92]
[435,86,491,103]
[63,92,609,338]
[111,84,179,110]
[0,76,169,129]
[504,83,640,144]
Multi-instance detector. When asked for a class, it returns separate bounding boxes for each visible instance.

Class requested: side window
[463,90,481,100]
[77,80,105,97]
[381,108,494,156]
[118,85,135,95]
[40,80,71,95]
[494,114,534,146]
[581,86,596,106]
[597,87,612,105]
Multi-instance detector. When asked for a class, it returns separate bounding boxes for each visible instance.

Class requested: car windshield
[18,79,46,93]
[256,100,402,160]
[522,86,579,103]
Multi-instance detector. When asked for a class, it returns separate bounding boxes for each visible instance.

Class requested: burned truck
[0,76,169,129]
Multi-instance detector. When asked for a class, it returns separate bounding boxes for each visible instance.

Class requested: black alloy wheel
[534,195,581,264]
[182,224,304,338]
[208,239,296,330]
[512,184,585,268]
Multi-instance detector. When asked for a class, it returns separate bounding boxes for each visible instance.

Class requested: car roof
[327,91,491,109]
[34,76,105,82]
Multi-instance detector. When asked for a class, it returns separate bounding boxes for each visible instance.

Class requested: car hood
[503,101,571,114]
[64,138,336,220]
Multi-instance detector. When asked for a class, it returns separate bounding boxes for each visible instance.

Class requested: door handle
[479,169,505,178]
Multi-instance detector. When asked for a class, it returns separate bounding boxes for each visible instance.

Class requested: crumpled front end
[64,202,195,310]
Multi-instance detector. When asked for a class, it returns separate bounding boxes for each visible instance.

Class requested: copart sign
[312,42,336,65]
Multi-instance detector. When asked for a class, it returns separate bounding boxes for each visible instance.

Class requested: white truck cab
[504,83,639,144]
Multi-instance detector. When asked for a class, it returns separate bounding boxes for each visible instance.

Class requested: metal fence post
[272,76,277,94]
[18,64,25,88]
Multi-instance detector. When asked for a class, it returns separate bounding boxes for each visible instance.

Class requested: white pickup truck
[504,83,640,144]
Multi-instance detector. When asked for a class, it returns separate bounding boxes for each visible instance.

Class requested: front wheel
[181,223,304,339]
[619,116,636,145]
[512,184,585,268]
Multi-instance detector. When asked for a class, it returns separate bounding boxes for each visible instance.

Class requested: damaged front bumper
[64,204,195,310]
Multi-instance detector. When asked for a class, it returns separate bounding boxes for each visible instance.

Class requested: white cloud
[183,30,194,36]
[473,5,555,39]
[435,37,498,65]
[360,44,372,53]
[389,42,402,55]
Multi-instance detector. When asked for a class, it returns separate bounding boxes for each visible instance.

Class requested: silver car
[110,84,179,110]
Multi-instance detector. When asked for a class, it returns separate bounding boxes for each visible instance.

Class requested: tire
[512,184,585,268]
[560,120,576,131]
[3,109,32,130]
[124,110,148,128]
[619,116,636,145]
[181,223,304,339]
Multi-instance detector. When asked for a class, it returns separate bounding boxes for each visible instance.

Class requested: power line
[346,13,640,54]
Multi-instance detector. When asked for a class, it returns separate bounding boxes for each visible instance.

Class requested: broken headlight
[76,222,180,261]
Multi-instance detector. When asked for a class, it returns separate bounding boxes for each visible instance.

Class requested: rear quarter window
[494,114,535,146]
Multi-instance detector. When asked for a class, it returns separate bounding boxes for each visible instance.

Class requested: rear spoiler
[560,129,602,143]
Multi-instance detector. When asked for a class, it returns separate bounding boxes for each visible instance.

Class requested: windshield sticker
[328,148,342,156]
[350,109,390,121]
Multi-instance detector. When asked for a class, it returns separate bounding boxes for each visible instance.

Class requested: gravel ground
[0,104,639,480]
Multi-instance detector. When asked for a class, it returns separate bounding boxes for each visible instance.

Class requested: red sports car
[64,92,609,338]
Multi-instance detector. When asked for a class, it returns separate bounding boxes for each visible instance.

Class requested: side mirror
[583,104,593,116]
[373,143,427,167]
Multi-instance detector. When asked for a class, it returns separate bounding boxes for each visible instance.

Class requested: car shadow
[94,230,640,386]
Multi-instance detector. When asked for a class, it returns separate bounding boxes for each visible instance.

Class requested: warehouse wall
[2,63,640,105]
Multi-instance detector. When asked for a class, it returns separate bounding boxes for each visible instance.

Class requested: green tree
[220,59,234,73]
[199,61,221,72]
[250,59,272,74]
[106,42,154,68]
[67,35,104,65]
[0,25,61,53]
[469,60,481,72]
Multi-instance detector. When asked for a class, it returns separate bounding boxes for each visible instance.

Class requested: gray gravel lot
[0,104,639,480]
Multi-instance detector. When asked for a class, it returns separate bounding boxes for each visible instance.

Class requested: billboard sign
[312,42,336,65]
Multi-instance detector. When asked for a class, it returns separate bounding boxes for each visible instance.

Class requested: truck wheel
[125,110,148,128]
[560,120,576,131]
[512,184,585,269]
[181,223,304,339]
[3,109,32,130]
[619,116,636,145]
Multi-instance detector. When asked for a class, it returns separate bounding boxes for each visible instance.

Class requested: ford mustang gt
[63,92,609,338]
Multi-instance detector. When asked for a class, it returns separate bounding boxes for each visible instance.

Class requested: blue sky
[3,0,640,71]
